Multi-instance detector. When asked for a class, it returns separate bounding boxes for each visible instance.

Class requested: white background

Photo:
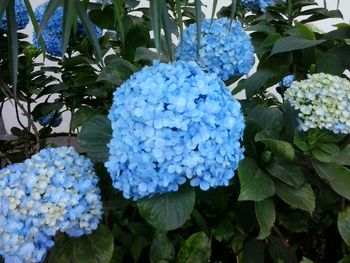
[2,0,350,133]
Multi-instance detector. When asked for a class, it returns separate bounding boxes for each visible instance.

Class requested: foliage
[0,0,350,262]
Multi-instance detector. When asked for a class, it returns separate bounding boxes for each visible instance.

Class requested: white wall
[2,0,350,133]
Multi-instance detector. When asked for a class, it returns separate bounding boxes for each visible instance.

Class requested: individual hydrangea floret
[39,111,63,127]
[0,147,103,262]
[242,0,285,12]
[175,18,255,81]
[0,0,29,31]
[105,61,245,200]
[285,73,350,134]
[281,74,294,88]
[33,2,102,56]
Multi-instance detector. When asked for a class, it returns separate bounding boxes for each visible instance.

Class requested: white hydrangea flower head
[285,73,350,134]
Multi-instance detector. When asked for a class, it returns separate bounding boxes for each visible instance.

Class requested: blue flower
[281,74,294,88]
[175,18,255,81]
[0,0,29,31]
[39,111,63,127]
[0,147,103,262]
[105,61,245,200]
[242,0,285,12]
[33,2,102,57]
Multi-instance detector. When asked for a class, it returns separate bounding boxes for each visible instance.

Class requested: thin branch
[0,81,40,152]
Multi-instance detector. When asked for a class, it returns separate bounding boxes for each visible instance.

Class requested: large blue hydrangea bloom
[242,0,286,12]
[0,147,103,262]
[0,0,29,31]
[33,2,102,56]
[175,18,255,81]
[105,61,245,200]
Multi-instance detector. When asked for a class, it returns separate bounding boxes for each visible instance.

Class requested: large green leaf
[177,232,211,263]
[266,158,305,188]
[255,198,276,239]
[255,131,295,160]
[331,144,350,166]
[0,0,9,22]
[275,180,315,213]
[78,115,112,163]
[48,225,114,263]
[7,0,18,92]
[61,0,75,57]
[338,207,350,246]
[149,0,162,57]
[316,52,343,75]
[149,232,175,263]
[242,239,265,263]
[97,58,137,85]
[313,162,350,200]
[238,158,275,201]
[138,187,195,231]
[271,36,325,56]
[71,106,99,129]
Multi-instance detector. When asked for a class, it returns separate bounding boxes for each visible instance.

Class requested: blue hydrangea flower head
[0,0,29,31]
[105,61,245,200]
[0,147,103,262]
[39,111,63,127]
[33,2,102,56]
[281,74,294,88]
[285,73,350,134]
[175,18,255,81]
[242,0,285,12]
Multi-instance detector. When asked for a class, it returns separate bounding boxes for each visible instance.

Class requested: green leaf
[62,0,75,57]
[75,0,103,64]
[338,255,350,263]
[71,107,99,129]
[246,105,283,134]
[235,69,276,97]
[97,58,137,85]
[149,232,175,263]
[268,236,297,263]
[275,180,315,213]
[212,218,234,242]
[332,144,350,165]
[6,0,18,92]
[210,0,218,21]
[0,0,9,22]
[177,232,211,263]
[338,207,350,246]
[138,187,195,231]
[112,0,125,49]
[316,52,343,75]
[175,0,183,41]
[194,0,202,60]
[266,158,305,188]
[255,198,275,239]
[238,158,275,201]
[277,210,310,233]
[313,162,350,200]
[135,47,160,64]
[48,225,114,263]
[271,36,325,56]
[149,0,162,58]
[78,115,112,163]
[242,239,265,263]
[161,1,173,60]
[255,131,295,161]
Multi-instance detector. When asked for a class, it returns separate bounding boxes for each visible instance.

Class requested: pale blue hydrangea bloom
[242,0,285,12]
[0,0,29,31]
[285,73,350,134]
[281,74,294,88]
[33,2,102,56]
[39,111,62,127]
[105,61,245,200]
[0,147,103,262]
[175,18,255,81]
